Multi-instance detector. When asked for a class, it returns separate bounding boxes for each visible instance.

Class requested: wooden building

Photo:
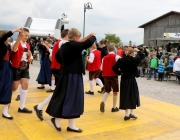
[139,11,180,48]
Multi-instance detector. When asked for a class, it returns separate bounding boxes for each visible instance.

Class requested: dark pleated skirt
[119,77,140,110]
[36,56,52,85]
[0,61,13,104]
[46,73,84,119]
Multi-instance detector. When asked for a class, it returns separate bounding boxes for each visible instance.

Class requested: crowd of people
[0,27,180,134]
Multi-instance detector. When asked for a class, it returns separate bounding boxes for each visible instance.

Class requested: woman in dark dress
[0,28,22,120]
[112,47,145,121]
[46,28,96,133]
[36,38,53,89]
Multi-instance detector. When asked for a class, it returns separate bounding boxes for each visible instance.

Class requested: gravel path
[29,60,180,106]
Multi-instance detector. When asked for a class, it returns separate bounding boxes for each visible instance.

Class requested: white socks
[68,119,78,130]
[40,84,44,87]
[90,80,94,92]
[55,118,61,128]
[19,89,28,109]
[3,104,11,117]
[125,109,129,116]
[18,85,22,96]
[102,92,109,102]
[113,95,117,108]
[130,109,134,115]
[37,94,53,110]
[95,78,104,88]
[51,80,55,90]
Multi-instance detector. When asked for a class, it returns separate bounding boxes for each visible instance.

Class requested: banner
[164,33,180,38]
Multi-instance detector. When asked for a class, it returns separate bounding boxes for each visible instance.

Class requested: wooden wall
[143,13,180,46]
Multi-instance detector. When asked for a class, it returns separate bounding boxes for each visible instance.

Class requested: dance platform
[1,84,180,140]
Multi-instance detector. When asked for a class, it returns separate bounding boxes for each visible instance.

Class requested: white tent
[24,14,69,39]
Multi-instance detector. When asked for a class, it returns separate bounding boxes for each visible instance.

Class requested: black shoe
[15,95,20,101]
[51,118,61,131]
[18,108,32,113]
[100,102,105,113]
[111,107,119,112]
[98,87,105,94]
[46,89,54,93]
[67,127,82,133]
[85,90,94,95]
[33,105,43,121]
[37,86,45,89]
[129,114,138,119]
[124,116,130,121]
[2,114,13,120]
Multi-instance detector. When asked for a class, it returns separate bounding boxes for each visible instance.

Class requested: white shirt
[12,41,28,62]
[101,52,121,70]
[50,40,68,57]
[88,49,96,63]
[173,58,180,72]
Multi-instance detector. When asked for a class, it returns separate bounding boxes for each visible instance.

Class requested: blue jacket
[158,63,165,73]
[168,60,174,68]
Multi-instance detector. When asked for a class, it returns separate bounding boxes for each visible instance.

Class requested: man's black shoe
[34,105,43,121]
[15,95,20,101]
[67,127,82,133]
[37,86,45,89]
[46,89,54,93]
[111,107,119,112]
[18,108,32,113]
[85,90,94,95]
[98,87,105,94]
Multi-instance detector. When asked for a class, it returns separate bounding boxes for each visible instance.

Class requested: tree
[105,33,121,46]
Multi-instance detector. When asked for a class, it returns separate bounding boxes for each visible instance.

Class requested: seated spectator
[173,57,180,82]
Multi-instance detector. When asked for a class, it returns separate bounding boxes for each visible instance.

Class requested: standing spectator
[147,53,158,80]
[37,38,44,64]
[177,45,180,56]
[156,47,163,59]
[29,38,35,64]
[117,44,123,58]
[173,57,180,82]
[157,59,165,81]
[138,57,148,77]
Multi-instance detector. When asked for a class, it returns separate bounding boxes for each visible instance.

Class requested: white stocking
[68,119,78,130]
[18,85,22,96]
[130,109,135,115]
[95,78,103,88]
[37,94,53,110]
[55,118,61,128]
[51,80,55,90]
[102,92,109,102]
[90,80,94,92]
[3,104,11,117]
[125,109,129,116]
[113,95,117,108]
[19,89,27,109]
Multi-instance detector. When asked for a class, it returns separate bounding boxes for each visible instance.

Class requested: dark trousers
[158,73,163,81]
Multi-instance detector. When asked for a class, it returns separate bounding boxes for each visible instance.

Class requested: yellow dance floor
[1,84,180,140]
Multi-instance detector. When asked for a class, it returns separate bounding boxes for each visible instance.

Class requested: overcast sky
[0,0,180,45]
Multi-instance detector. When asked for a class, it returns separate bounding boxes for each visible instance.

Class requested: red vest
[51,40,61,69]
[11,43,30,68]
[87,50,101,71]
[102,53,117,77]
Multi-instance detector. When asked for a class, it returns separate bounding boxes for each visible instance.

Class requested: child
[100,43,120,113]
[147,53,158,80]
[36,38,53,89]
[85,43,104,95]
[158,59,165,81]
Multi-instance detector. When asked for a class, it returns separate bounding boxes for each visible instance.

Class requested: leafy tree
[105,33,121,46]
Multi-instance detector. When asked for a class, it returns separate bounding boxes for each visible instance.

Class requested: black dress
[36,45,52,85]
[112,51,145,110]
[0,31,13,104]
[46,36,96,119]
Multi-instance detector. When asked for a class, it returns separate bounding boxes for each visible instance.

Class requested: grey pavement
[29,60,180,106]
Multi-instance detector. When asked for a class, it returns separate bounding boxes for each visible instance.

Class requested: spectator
[173,57,180,82]
[117,44,123,58]
[157,59,165,81]
[147,53,158,80]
